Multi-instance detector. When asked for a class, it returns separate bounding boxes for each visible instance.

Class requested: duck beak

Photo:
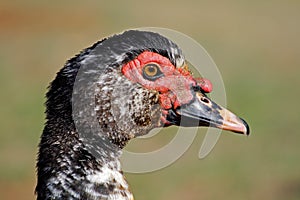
[166,91,250,135]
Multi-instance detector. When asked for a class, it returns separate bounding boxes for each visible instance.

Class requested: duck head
[77,30,250,148]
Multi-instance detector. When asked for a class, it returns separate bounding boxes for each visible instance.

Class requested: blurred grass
[0,1,300,200]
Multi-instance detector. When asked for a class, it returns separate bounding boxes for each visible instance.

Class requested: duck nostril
[201,97,210,104]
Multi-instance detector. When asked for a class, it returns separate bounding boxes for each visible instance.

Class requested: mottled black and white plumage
[36,30,184,200]
[36,30,249,200]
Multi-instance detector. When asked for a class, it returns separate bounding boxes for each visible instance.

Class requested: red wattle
[195,78,213,93]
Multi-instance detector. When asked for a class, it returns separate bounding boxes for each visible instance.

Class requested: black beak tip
[240,117,250,136]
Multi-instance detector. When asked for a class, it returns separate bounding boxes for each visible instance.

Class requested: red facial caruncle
[121,51,213,125]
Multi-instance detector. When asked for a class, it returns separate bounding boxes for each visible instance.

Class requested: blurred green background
[0,1,299,200]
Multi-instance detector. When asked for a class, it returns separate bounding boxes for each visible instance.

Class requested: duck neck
[36,119,133,200]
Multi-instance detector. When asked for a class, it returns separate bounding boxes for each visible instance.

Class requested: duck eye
[142,63,164,81]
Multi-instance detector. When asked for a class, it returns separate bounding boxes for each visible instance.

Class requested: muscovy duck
[36,30,249,200]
